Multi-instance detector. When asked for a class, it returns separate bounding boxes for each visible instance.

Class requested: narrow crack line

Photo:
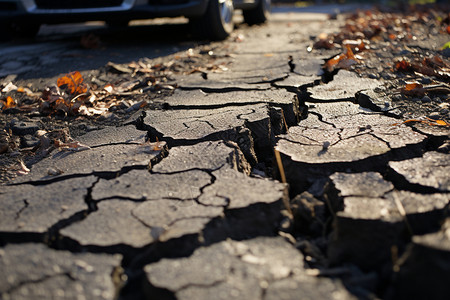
[2,272,72,295]
[89,141,142,149]
[94,195,149,202]
[330,128,377,148]
[236,108,257,121]
[7,165,150,186]
[165,101,270,110]
[274,81,319,94]
[129,209,152,230]
[14,199,29,220]
[368,132,391,149]
[198,119,217,130]
[85,177,100,212]
[150,164,224,176]
[306,97,356,104]
[45,210,90,248]
[281,137,321,146]
[308,111,336,128]
[180,86,271,93]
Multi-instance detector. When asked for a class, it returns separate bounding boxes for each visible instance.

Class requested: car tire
[190,0,234,40]
[243,0,270,25]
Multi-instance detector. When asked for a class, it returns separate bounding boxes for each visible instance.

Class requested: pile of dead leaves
[394,55,450,81]
[314,6,450,74]
[0,46,230,117]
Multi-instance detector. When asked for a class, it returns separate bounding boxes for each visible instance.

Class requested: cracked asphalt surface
[1,4,450,300]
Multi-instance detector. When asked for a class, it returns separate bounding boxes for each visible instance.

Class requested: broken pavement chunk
[0,176,96,238]
[132,199,223,242]
[275,102,426,191]
[308,70,382,101]
[389,151,450,192]
[13,141,166,183]
[160,88,300,125]
[91,169,211,201]
[326,172,394,212]
[151,140,250,174]
[0,243,121,300]
[144,237,354,300]
[388,218,450,300]
[327,171,450,270]
[60,198,223,248]
[60,200,153,248]
[329,172,394,198]
[143,104,274,163]
[328,196,405,270]
[198,166,287,208]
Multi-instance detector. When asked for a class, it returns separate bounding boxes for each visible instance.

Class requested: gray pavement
[1,5,450,300]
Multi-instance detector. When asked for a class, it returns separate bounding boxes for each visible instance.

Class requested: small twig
[281,109,289,132]
[393,194,413,236]
[69,92,89,103]
[274,148,286,184]
[274,148,291,215]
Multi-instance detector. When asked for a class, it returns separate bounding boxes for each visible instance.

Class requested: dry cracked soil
[1,3,450,300]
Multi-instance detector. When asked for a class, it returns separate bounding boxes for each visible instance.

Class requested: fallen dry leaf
[17,161,30,175]
[393,118,450,127]
[54,140,91,152]
[57,71,88,95]
[400,82,425,97]
[1,96,16,110]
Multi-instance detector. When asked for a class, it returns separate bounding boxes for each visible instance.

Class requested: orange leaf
[395,60,412,72]
[401,82,425,97]
[447,25,450,35]
[6,96,15,108]
[404,82,423,91]
[435,120,450,126]
[345,44,355,60]
[57,71,87,95]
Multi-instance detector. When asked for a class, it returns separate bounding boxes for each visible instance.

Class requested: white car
[0,0,270,40]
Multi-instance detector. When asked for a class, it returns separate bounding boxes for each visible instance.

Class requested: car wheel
[243,0,270,25]
[190,0,234,40]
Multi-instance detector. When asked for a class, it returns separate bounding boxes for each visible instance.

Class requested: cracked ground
[1,4,450,300]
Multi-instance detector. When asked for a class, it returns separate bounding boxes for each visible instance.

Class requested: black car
[0,0,270,40]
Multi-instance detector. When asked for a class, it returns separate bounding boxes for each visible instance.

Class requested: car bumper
[0,0,209,23]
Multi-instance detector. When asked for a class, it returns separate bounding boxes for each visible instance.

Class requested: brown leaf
[401,82,425,96]
[395,59,413,72]
[5,96,16,109]
[54,140,91,151]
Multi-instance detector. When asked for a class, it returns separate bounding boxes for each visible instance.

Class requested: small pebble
[392,95,403,101]
[442,48,450,58]
[420,77,432,84]
[428,112,440,120]
[421,96,431,103]
[437,142,450,154]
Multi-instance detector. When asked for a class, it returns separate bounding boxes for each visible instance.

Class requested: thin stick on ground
[393,194,414,236]
[274,148,291,215]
